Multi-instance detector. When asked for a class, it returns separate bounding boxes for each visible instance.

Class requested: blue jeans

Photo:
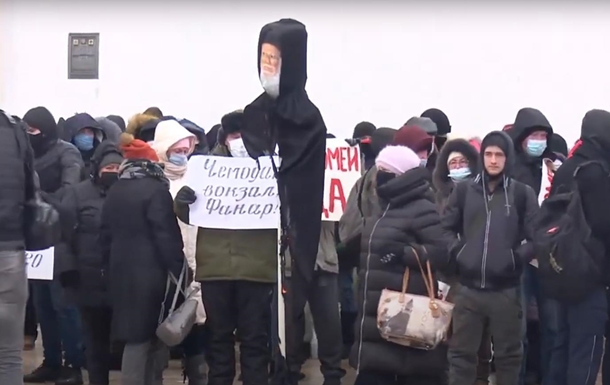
[543,287,607,385]
[338,269,356,313]
[32,280,84,368]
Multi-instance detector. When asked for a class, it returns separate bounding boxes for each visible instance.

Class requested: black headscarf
[241,18,326,321]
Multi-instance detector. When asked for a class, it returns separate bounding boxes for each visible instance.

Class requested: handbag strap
[411,246,442,318]
[158,260,188,324]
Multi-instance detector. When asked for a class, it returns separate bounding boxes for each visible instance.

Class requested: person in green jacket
[174,110,278,385]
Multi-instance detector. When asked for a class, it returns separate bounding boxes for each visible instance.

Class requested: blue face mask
[449,167,471,182]
[526,139,547,157]
[74,133,94,151]
[168,153,188,166]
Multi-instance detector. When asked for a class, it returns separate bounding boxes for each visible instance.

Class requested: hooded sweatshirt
[63,113,107,168]
[242,19,326,303]
[95,117,122,143]
[151,120,205,324]
[551,110,610,256]
[23,107,84,195]
[510,108,556,195]
[442,131,538,290]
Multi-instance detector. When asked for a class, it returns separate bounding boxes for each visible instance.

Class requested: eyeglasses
[448,158,469,168]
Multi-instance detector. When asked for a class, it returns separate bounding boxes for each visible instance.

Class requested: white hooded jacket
[153,120,206,324]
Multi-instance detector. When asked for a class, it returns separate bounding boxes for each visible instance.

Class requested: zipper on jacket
[356,203,390,373]
[456,244,467,262]
[481,193,492,289]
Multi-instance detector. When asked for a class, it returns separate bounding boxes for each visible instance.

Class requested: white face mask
[228,137,249,158]
[260,68,281,99]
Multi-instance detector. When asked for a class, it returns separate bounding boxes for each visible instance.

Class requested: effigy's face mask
[260,43,281,98]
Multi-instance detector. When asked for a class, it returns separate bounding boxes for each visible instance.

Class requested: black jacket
[34,140,84,197]
[100,166,184,343]
[442,131,538,290]
[550,110,610,270]
[510,107,558,195]
[0,112,36,250]
[350,167,450,376]
[432,138,479,212]
[61,142,122,307]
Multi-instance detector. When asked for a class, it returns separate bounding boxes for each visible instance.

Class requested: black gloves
[175,186,197,206]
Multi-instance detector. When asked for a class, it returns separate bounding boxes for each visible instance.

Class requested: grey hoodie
[95,117,121,143]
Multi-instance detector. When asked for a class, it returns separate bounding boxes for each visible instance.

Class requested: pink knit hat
[375,145,421,175]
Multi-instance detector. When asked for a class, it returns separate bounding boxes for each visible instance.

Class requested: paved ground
[23,341,357,384]
[23,342,603,384]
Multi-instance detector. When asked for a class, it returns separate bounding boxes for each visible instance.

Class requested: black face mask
[28,133,46,155]
[98,172,119,189]
[376,170,396,187]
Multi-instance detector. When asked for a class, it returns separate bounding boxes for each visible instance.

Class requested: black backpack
[533,161,607,304]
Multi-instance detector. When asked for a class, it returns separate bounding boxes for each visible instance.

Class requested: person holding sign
[58,140,124,385]
[101,133,187,385]
[175,111,278,385]
[152,119,207,385]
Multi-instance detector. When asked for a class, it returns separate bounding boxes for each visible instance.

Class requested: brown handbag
[376,247,454,350]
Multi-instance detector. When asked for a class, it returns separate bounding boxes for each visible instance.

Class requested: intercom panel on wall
[68,33,99,79]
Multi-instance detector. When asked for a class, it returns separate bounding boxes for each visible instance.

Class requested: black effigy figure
[241,19,327,384]
[242,20,326,308]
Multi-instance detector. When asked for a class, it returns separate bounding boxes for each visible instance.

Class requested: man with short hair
[0,110,37,384]
[443,130,538,385]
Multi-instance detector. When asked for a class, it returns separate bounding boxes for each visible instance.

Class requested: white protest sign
[26,247,54,280]
[322,139,362,221]
[185,155,280,230]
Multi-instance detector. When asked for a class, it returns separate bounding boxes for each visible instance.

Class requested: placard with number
[26,248,54,280]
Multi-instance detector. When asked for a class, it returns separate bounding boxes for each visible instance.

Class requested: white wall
[2,1,610,144]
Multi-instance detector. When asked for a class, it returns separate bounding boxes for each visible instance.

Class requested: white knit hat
[375,145,421,175]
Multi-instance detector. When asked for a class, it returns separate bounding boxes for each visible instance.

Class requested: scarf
[159,157,187,181]
[119,159,170,189]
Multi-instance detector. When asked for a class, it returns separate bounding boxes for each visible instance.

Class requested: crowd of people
[0,101,608,385]
[1,17,610,385]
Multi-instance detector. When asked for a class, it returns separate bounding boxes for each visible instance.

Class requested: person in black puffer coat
[351,145,451,385]
[59,140,124,385]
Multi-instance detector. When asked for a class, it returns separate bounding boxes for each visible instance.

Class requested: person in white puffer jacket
[153,119,207,385]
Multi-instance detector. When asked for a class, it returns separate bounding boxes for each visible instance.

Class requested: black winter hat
[218,110,243,145]
[23,106,58,139]
[550,133,568,157]
[421,108,451,136]
[352,121,376,139]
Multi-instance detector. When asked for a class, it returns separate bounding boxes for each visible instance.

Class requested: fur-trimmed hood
[432,138,479,199]
[126,113,159,143]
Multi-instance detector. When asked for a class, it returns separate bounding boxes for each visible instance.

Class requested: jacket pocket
[456,242,483,281]
[485,249,517,284]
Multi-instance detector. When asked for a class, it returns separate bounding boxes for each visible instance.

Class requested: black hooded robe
[240,19,326,382]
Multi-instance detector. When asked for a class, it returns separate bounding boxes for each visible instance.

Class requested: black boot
[184,354,208,385]
[23,362,61,383]
[54,366,84,385]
